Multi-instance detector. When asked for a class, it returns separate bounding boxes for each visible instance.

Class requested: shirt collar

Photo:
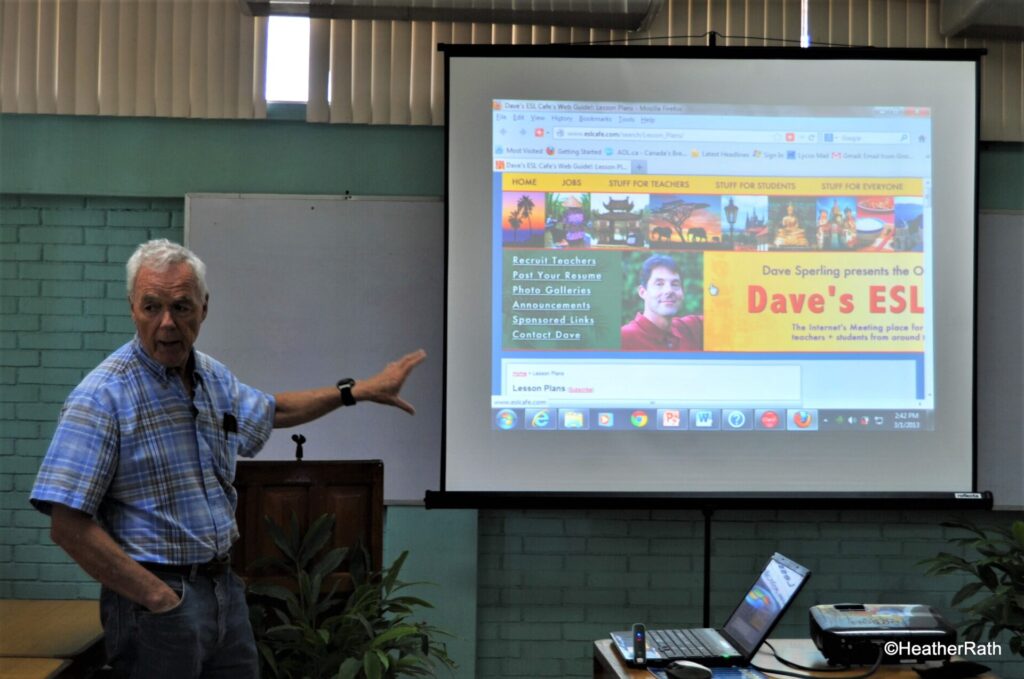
[634,312,669,336]
[131,335,203,385]
[634,312,685,346]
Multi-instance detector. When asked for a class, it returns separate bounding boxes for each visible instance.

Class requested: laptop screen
[721,553,811,657]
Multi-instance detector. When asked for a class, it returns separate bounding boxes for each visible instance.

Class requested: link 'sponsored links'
[882,640,1002,657]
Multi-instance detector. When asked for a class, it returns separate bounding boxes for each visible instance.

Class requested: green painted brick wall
[478,508,1024,678]
[0,194,183,599]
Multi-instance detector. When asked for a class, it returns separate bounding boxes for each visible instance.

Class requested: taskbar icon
[787,409,818,431]
[524,408,556,430]
[559,408,590,430]
[491,407,818,431]
[494,408,518,430]
[722,409,753,430]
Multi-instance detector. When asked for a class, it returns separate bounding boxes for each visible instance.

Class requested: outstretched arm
[273,349,426,428]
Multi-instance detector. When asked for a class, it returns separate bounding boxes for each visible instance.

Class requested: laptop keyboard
[649,628,718,657]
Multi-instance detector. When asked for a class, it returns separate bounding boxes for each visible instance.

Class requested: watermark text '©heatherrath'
[883,640,1002,658]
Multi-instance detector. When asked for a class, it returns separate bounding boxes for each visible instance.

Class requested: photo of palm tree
[501,191,546,245]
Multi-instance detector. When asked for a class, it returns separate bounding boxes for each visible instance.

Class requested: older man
[30,239,425,678]
[620,254,703,352]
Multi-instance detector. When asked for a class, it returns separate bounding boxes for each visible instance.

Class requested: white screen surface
[444,49,978,497]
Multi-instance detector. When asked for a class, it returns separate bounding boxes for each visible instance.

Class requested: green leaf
[297,514,336,570]
[395,655,424,668]
[336,657,362,679]
[951,582,986,606]
[933,552,973,568]
[383,551,409,593]
[312,547,348,584]
[258,644,280,677]
[364,649,383,679]
[941,520,987,537]
[272,608,291,627]
[249,583,300,605]
[288,511,301,556]
[349,542,371,586]
[977,546,1009,560]
[352,613,376,639]
[285,595,305,622]
[977,565,1000,589]
[370,624,420,648]
[266,624,306,641]
[315,586,343,617]
[264,515,297,561]
[1012,521,1024,548]
[387,595,435,609]
[962,621,985,642]
[297,570,314,611]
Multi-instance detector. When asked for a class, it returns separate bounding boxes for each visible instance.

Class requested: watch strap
[336,378,356,406]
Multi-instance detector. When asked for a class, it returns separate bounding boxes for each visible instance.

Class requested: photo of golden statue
[773,203,809,247]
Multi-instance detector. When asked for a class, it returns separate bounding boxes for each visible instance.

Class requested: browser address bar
[554,128,910,144]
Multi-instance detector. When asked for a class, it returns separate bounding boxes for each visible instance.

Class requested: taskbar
[491,407,934,432]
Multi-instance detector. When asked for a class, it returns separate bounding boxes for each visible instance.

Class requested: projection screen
[437,46,983,505]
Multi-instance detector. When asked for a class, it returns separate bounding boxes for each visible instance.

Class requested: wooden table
[0,600,104,679]
[0,600,102,659]
[0,658,70,679]
[594,638,1001,678]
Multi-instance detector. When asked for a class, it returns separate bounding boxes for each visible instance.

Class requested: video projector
[810,604,957,665]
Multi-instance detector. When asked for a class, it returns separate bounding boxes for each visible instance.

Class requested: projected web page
[490,100,935,433]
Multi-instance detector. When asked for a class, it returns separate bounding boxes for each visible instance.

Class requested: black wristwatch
[336,378,357,406]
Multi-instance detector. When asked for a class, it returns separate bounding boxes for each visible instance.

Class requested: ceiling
[240,0,1022,40]
[240,0,664,32]
[941,0,1024,39]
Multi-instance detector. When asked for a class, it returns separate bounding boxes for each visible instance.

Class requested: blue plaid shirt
[31,337,275,564]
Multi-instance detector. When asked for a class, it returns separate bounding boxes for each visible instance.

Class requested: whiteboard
[185,194,444,503]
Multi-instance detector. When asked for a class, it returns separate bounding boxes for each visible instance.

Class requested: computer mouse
[664,659,713,679]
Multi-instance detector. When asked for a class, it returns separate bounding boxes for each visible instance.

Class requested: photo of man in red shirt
[620,254,704,352]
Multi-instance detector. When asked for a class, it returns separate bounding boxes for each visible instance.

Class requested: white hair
[126,239,209,300]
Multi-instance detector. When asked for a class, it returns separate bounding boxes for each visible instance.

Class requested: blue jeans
[100,569,258,679]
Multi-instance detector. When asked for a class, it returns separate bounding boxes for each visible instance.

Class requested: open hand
[353,349,427,414]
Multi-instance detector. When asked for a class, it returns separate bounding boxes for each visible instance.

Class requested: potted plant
[247,513,456,679]
[920,519,1024,657]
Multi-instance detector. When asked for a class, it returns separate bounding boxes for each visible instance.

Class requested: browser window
[490,99,934,433]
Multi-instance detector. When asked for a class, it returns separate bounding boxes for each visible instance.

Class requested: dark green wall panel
[979,142,1024,211]
[1,114,444,198]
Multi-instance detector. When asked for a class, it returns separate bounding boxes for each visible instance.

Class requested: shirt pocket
[218,426,240,484]
[194,405,238,488]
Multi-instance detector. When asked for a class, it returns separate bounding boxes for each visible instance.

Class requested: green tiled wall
[478,508,1024,678]
[0,194,183,598]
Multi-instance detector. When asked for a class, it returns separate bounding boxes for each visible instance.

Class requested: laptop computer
[610,552,811,668]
